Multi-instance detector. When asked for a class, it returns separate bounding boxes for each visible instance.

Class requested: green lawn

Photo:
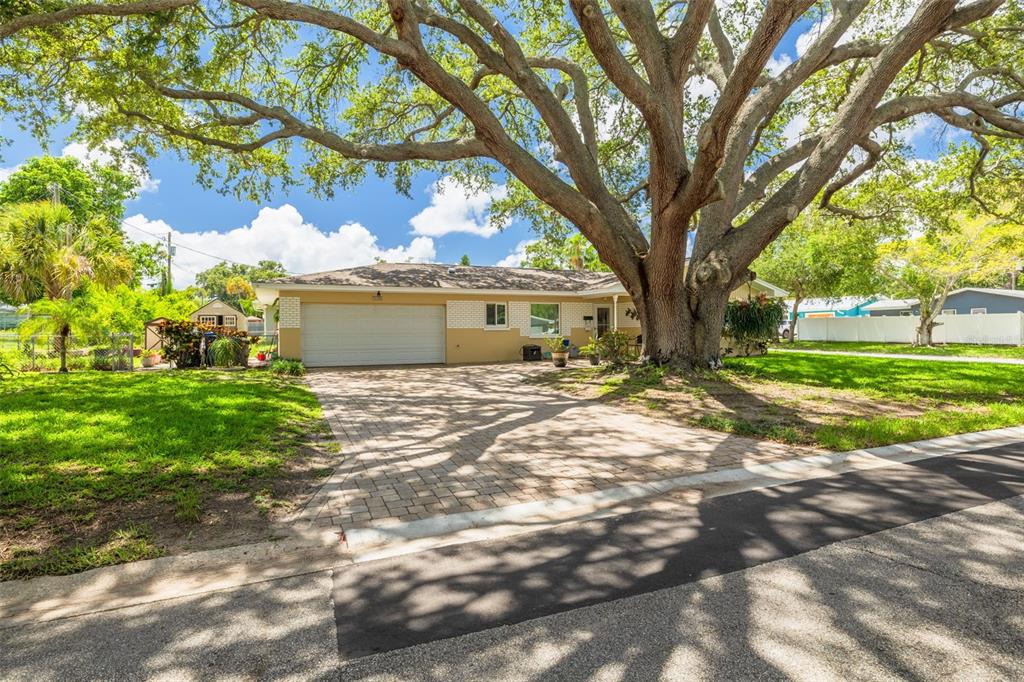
[726,352,1024,449]
[535,353,1024,453]
[0,370,328,579]
[777,340,1024,360]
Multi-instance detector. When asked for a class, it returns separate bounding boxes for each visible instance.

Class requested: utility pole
[49,182,60,206]
[162,232,173,294]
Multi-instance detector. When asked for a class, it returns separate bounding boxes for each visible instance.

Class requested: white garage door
[301,304,445,367]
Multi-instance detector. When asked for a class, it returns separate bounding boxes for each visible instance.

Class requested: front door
[596,306,611,337]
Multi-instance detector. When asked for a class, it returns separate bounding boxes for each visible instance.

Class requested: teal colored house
[795,296,878,319]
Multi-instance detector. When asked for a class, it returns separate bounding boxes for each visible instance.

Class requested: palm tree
[18,298,99,373]
[0,201,133,304]
[0,201,133,372]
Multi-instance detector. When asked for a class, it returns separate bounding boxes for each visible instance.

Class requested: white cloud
[781,111,810,147]
[766,54,793,76]
[61,139,160,193]
[408,177,509,238]
[0,165,21,182]
[495,239,534,268]
[124,204,436,287]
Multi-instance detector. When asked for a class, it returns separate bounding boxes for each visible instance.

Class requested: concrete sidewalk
[2,425,1022,630]
[1,455,1022,681]
[772,346,1024,364]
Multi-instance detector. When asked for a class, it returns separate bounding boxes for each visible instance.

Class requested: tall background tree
[754,210,892,342]
[2,0,1023,366]
[0,156,165,288]
[194,260,287,313]
[880,213,1022,344]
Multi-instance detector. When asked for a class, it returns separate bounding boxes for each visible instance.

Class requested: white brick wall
[617,302,641,328]
[562,302,594,332]
[279,297,301,329]
[509,301,531,336]
[446,300,485,329]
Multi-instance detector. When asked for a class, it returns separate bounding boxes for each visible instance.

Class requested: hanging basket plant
[723,294,786,355]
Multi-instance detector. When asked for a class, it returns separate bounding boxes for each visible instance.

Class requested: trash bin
[521,344,542,361]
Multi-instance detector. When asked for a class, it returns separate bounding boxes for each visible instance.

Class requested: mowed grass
[778,340,1024,360]
[726,353,1024,449]
[0,370,323,578]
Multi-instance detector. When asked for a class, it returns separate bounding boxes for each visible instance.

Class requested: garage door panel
[300,304,445,367]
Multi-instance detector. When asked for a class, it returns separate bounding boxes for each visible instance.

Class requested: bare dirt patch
[529,365,939,447]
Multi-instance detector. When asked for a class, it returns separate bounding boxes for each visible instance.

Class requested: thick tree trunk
[58,328,69,373]
[635,284,731,370]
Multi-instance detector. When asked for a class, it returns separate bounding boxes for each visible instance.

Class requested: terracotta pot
[551,351,568,368]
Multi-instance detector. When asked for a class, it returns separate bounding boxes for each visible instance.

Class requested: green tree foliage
[195,260,286,312]
[0,156,135,226]
[0,201,133,304]
[522,232,611,272]
[75,283,200,340]
[2,1,1022,367]
[880,213,1023,345]
[753,210,891,341]
[17,297,100,373]
[459,254,471,266]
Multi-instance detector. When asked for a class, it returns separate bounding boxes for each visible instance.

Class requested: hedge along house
[254,263,787,368]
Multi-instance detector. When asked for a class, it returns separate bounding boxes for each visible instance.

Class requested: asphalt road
[2,444,1023,681]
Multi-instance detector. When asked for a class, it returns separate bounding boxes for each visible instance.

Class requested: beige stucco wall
[275,281,766,364]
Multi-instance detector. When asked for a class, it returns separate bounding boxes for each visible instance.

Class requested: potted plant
[545,335,570,367]
[141,349,161,368]
[580,339,600,365]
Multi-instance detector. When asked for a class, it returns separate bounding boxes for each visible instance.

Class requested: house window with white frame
[529,303,560,336]
[971,307,988,315]
[899,311,912,317]
[199,315,217,325]
[223,315,237,328]
[485,303,507,329]
[941,309,957,315]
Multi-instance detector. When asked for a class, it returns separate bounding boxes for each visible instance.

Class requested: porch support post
[612,295,619,331]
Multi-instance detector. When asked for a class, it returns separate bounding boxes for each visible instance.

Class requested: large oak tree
[2,0,1022,367]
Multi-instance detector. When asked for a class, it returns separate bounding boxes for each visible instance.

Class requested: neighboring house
[865,288,1024,317]
[189,299,249,332]
[0,304,28,330]
[254,263,787,367]
[793,296,877,319]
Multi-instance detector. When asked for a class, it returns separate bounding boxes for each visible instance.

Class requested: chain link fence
[0,333,135,372]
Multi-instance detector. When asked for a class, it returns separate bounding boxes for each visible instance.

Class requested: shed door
[300,304,445,367]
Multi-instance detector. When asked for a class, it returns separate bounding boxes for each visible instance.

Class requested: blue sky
[0,12,953,288]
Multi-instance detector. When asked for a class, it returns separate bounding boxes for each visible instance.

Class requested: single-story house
[864,288,1024,317]
[793,296,877,319]
[253,263,787,367]
[190,298,249,331]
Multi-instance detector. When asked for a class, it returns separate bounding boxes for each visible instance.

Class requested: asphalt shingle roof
[261,262,621,292]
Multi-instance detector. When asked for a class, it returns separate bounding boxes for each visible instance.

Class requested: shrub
[209,337,248,367]
[596,330,633,365]
[156,319,252,368]
[723,294,786,347]
[544,335,569,353]
[270,358,306,376]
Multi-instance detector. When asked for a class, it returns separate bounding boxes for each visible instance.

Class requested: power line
[55,184,297,273]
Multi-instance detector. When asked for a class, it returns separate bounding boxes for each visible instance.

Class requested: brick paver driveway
[301,363,821,531]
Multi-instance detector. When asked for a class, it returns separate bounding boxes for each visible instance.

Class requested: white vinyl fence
[798,312,1024,346]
